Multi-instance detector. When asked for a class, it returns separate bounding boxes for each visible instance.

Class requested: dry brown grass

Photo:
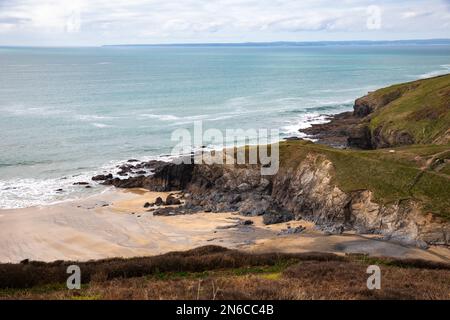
[1,246,449,300]
[0,246,342,289]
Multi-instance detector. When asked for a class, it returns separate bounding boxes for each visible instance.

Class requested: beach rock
[238,197,271,216]
[107,176,147,188]
[320,224,345,235]
[144,162,195,192]
[262,211,294,225]
[118,164,133,171]
[153,207,188,216]
[117,165,134,176]
[278,226,305,235]
[154,197,164,206]
[166,194,181,205]
[73,182,90,186]
[217,219,253,229]
[143,202,152,208]
[92,173,113,181]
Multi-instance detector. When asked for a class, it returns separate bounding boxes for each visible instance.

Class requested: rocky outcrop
[304,91,416,150]
[347,122,416,150]
[183,164,282,216]
[271,154,349,225]
[300,112,359,148]
[349,191,450,247]
[100,160,195,191]
[353,87,407,118]
[347,123,373,149]
[370,127,415,149]
[145,162,195,191]
[301,75,450,149]
[101,153,449,247]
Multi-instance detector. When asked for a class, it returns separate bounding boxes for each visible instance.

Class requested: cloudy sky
[0,0,449,46]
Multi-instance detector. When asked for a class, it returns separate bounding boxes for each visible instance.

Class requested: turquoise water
[1,45,449,208]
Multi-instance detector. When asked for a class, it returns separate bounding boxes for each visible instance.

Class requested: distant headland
[103,39,450,47]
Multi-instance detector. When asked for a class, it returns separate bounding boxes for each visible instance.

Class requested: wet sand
[0,188,449,263]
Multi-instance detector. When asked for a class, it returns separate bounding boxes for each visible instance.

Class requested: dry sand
[0,188,449,263]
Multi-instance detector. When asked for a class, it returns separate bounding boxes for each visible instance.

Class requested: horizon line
[1,38,450,49]
[103,38,450,47]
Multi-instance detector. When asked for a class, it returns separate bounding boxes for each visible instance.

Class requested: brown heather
[0,246,449,300]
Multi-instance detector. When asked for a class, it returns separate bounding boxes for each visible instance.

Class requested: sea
[1,44,449,208]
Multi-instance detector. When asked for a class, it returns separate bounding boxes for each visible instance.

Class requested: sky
[0,0,449,46]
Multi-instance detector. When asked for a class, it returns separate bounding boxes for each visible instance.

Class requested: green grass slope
[367,74,450,145]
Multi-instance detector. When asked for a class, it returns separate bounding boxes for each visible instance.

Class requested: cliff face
[136,147,449,247]
[271,153,449,247]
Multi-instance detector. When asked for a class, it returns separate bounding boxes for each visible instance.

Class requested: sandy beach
[0,188,449,264]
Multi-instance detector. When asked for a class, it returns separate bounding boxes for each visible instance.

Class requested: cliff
[302,74,450,149]
[98,141,450,247]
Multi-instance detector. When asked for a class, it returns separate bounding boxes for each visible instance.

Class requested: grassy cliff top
[367,74,450,144]
[279,140,450,220]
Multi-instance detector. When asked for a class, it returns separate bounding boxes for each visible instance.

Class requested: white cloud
[0,0,448,45]
[402,11,418,19]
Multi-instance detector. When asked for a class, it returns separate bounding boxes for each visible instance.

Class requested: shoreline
[299,111,357,148]
[0,108,338,210]
[1,188,449,264]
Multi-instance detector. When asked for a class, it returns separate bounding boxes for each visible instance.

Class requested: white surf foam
[91,122,113,128]
[418,64,450,79]
[76,114,116,121]
[0,173,100,209]
[281,114,330,136]
[140,113,180,121]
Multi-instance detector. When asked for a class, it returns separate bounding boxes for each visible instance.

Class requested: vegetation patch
[367,74,450,144]
[1,247,449,300]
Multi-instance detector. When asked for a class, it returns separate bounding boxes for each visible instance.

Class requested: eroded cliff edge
[97,141,450,248]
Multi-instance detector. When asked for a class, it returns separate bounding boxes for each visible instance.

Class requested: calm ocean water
[1,45,449,208]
